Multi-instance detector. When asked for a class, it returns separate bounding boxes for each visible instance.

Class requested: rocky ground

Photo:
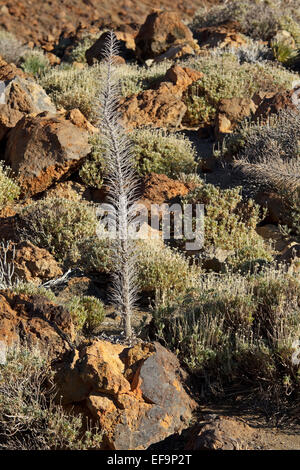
[0,0,300,451]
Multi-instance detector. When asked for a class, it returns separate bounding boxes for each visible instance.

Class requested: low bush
[152,267,300,411]
[80,129,197,187]
[0,163,20,210]
[182,54,298,125]
[79,134,105,188]
[16,197,98,263]
[66,295,105,333]
[182,182,273,268]
[39,64,102,122]
[131,129,197,177]
[21,49,50,77]
[137,239,199,304]
[0,30,27,64]
[0,347,103,449]
[223,110,300,236]
[191,0,300,44]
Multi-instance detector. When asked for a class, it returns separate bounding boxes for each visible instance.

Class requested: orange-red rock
[56,340,196,450]
[5,113,91,196]
[135,10,196,61]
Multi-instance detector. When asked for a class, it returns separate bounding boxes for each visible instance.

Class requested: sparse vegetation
[192,0,300,43]
[0,29,27,64]
[182,54,298,125]
[1,0,300,447]
[21,49,50,77]
[16,197,98,263]
[66,295,105,332]
[0,347,103,449]
[182,182,273,268]
[0,163,20,210]
[152,266,300,409]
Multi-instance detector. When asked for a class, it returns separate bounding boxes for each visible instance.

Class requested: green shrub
[11,283,57,302]
[152,267,300,409]
[131,129,197,177]
[16,197,97,263]
[79,134,105,188]
[183,182,273,268]
[137,239,199,304]
[68,34,99,63]
[21,49,50,77]
[66,295,105,333]
[0,163,20,209]
[119,61,171,97]
[0,347,103,449]
[182,54,298,125]
[39,64,102,122]
[80,129,197,187]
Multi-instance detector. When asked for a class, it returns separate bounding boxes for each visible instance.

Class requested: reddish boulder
[65,108,98,133]
[215,97,257,137]
[121,85,187,129]
[56,340,196,450]
[7,241,63,284]
[135,11,196,61]
[0,56,56,140]
[5,113,91,196]
[0,55,27,81]
[195,25,246,49]
[0,291,75,359]
[120,65,202,129]
[0,105,23,140]
[165,64,203,90]
[254,90,298,121]
[141,172,191,206]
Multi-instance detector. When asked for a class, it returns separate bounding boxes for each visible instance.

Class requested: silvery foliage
[97,32,140,340]
[0,242,15,289]
[0,31,27,64]
[233,109,300,193]
[211,42,272,64]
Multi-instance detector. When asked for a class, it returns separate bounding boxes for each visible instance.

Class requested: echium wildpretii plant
[97,32,140,340]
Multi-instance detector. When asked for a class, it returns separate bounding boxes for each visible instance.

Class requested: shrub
[38,61,169,122]
[68,236,112,273]
[0,163,20,210]
[223,110,300,236]
[137,239,199,304]
[80,129,197,187]
[182,182,273,268]
[39,64,102,122]
[191,0,300,43]
[11,283,57,302]
[0,30,27,64]
[16,197,97,263]
[211,41,272,64]
[131,129,197,177]
[68,34,99,63]
[152,267,300,410]
[0,346,103,449]
[21,49,50,77]
[79,134,105,188]
[182,54,298,125]
[66,295,105,333]
[118,61,171,97]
